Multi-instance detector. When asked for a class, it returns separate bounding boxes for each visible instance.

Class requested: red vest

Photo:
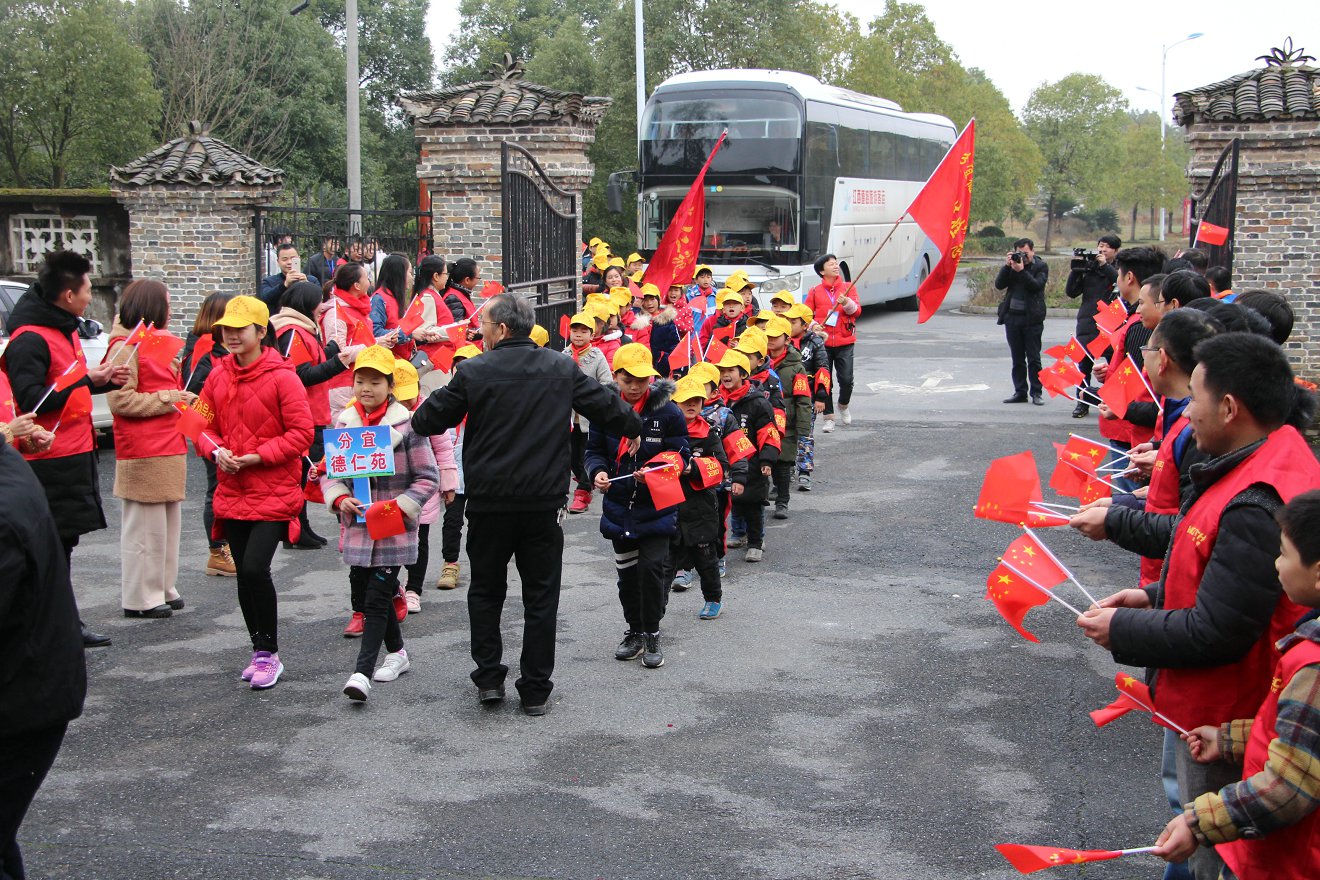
[324,292,372,392]
[0,369,16,423]
[107,337,185,460]
[1155,427,1320,727]
[284,324,331,426]
[446,286,478,324]
[1219,636,1320,879]
[1099,314,1155,446]
[1139,413,1191,586]
[4,324,94,459]
[414,287,455,365]
[374,290,415,360]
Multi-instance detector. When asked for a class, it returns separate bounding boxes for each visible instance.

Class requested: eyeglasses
[1140,345,1161,354]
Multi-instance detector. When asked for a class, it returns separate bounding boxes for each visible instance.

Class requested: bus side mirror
[804,219,821,254]
[605,170,635,214]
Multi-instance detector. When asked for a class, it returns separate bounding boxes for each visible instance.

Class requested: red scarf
[770,349,788,370]
[569,342,593,364]
[686,416,710,439]
[721,382,750,405]
[617,390,649,463]
[352,399,389,427]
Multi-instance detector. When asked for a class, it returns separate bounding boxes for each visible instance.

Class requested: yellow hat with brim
[735,326,768,357]
[726,276,753,292]
[787,303,814,322]
[214,295,269,329]
[588,237,602,248]
[630,270,645,284]
[764,315,792,338]
[607,257,625,268]
[569,312,595,329]
[769,289,795,305]
[530,325,549,347]
[453,344,482,362]
[354,344,396,376]
[611,342,660,378]
[753,309,776,324]
[694,265,713,278]
[626,253,643,265]
[393,360,420,400]
[586,302,611,322]
[671,376,707,403]
[716,288,743,306]
[712,349,751,373]
[689,362,721,387]
[609,287,633,310]
[592,253,610,271]
[639,283,661,299]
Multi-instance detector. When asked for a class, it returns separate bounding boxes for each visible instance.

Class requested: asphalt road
[24,279,1174,879]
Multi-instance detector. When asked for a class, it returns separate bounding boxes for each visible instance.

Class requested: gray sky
[426,0,1317,117]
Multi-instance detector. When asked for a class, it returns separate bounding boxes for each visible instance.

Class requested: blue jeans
[1108,443,1139,494]
[1161,729,1194,880]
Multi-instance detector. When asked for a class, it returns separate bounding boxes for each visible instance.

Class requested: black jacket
[1065,263,1118,342]
[795,331,831,404]
[0,444,86,735]
[994,257,1049,324]
[259,272,319,313]
[725,385,778,504]
[181,332,229,395]
[1107,439,1287,672]
[676,406,736,545]
[410,336,641,512]
[2,286,116,537]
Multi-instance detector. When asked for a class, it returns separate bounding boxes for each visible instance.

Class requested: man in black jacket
[411,293,641,715]
[0,441,87,880]
[1064,234,1120,417]
[994,238,1049,404]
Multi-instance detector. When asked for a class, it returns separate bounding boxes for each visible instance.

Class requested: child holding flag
[201,295,314,689]
[787,303,829,490]
[586,343,690,669]
[714,350,779,563]
[320,346,439,701]
[698,289,747,351]
[764,316,811,520]
[566,312,613,515]
[1154,490,1320,879]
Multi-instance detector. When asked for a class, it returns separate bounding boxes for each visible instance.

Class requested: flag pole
[1117,846,1159,856]
[1111,686,1191,735]
[1021,526,1099,606]
[997,558,1084,616]
[1062,458,1123,493]
[1029,500,1080,512]
[1069,434,1133,461]
[847,214,908,291]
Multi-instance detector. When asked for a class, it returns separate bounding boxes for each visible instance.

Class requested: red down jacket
[201,346,314,524]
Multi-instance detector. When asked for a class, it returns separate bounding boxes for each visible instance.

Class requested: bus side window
[871,130,897,179]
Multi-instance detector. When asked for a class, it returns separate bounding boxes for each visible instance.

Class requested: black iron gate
[252,206,433,292]
[1189,138,1240,274]
[501,142,578,345]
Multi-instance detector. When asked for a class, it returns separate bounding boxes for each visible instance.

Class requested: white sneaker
[840,405,851,425]
[372,649,410,682]
[343,672,371,701]
[404,590,421,613]
[822,418,835,433]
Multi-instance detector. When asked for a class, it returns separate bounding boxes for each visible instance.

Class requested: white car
[1,279,113,431]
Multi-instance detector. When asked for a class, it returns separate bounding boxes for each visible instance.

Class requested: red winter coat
[201,346,314,525]
[805,278,861,347]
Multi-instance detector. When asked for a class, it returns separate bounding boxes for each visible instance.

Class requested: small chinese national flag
[1002,532,1070,592]
[431,344,454,374]
[445,323,468,349]
[904,120,976,323]
[1080,477,1111,505]
[349,319,375,348]
[994,843,1124,873]
[477,281,505,299]
[1045,337,1088,365]
[722,428,756,463]
[399,297,427,336]
[668,333,692,371]
[284,331,316,368]
[643,451,686,510]
[973,451,1043,524]
[173,401,209,445]
[985,563,1049,643]
[1085,333,1112,360]
[558,314,571,341]
[52,361,88,392]
[1094,300,1128,339]
[1038,360,1084,398]
[124,319,150,347]
[138,330,185,367]
[1195,220,1230,247]
[704,338,729,364]
[1097,361,1146,416]
[189,334,215,373]
[303,477,325,504]
[365,499,407,540]
[1049,442,1092,499]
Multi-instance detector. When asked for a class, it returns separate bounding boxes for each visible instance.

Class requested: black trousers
[441,494,466,564]
[202,458,222,549]
[406,523,430,591]
[823,343,856,413]
[465,508,563,704]
[732,498,765,549]
[0,722,67,880]
[1004,317,1044,397]
[223,519,285,653]
[353,566,403,676]
[771,461,794,508]
[613,534,670,634]
[569,424,590,490]
[666,533,722,603]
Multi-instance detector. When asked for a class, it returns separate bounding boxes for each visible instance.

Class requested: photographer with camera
[995,238,1050,405]
[1065,235,1120,417]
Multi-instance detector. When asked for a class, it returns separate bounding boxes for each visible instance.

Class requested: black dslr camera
[1071,248,1099,271]
[1010,251,1024,264]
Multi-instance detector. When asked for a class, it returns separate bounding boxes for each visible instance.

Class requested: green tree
[0,0,160,188]
[1022,73,1127,249]
[1110,111,1188,241]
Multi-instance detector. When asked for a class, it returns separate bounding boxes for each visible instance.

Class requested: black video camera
[1071,248,1099,271]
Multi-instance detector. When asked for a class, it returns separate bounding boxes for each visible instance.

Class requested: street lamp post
[1156,32,1209,242]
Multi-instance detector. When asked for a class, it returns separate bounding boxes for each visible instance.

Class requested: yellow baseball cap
[453,344,482,362]
[393,359,420,400]
[769,289,795,305]
[630,270,645,284]
[569,312,595,329]
[588,237,602,248]
[735,326,768,357]
[787,303,814,322]
[609,287,633,310]
[213,295,269,329]
[716,288,743,306]
[607,256,626,269]
[712,349,751,373]
[727,269,749,281]
[693,265,713,278]
[689,361,721,387]
[639,283,661,299]
[671,375,707,403]
[354,345,396,376]
[585,301,611,322]
[611,342,660,378]
[530,325,549,347]
[626,252,643,264]
[726,275,753,293]
[764,315,792,338]
[753,309,777,325]
[592,252,610,270]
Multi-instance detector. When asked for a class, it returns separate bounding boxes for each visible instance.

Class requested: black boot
[81,622,112,647]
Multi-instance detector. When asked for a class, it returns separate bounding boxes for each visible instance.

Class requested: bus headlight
[758,273,801,296]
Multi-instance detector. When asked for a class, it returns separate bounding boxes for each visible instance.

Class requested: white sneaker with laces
[344,672,371,701]
[372,649,410,682]
[405,590,421,613]
[822,418,835,433]
[840,405,852,425]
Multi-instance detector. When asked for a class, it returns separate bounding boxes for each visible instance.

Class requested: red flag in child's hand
[1002,533,1069,591]
[628,278,643,300]
[189,334,215,373]
[985,563,1050,643]
[1049,442,1092,498]
[431,345,454,374]
[1096,671,1182,732]
[713,323,736,344]
[1089,693,1143,727]
[704,337,729,364]
[642,451,686,510]
[284,332,316,368]
[722,428,756,463]
[668,333,692,371]
[445,323,468,349]
[303,477,325,504]
[173,401,209,445]
[558,313,571,341]
[689,455,722,489]
[994,843,1123,873]
[365,498,407,540]
[399,297,427,336]
[973,451,1043,524]
[138,330,185,367]
[52,361,88,392]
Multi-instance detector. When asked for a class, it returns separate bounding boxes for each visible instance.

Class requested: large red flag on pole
[643,131,727,295]
[904,120,976,324]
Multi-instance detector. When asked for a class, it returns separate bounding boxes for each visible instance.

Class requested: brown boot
[436,562,460,590]
[206,544,237,577]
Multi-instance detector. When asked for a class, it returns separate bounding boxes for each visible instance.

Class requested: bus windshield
[641,90,802,175]
[642,186,798,255]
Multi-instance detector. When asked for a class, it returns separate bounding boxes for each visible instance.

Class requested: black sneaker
[773,504,788,520]
[642,633,664,668]
[1002,394,1028,404]
[1072,402,1090,418]
[614,631,645,661]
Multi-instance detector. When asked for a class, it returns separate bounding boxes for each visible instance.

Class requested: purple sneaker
[249,652,283,689]
[241,651,263,682]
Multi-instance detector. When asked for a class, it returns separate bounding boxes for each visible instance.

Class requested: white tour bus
[611,69,957,308]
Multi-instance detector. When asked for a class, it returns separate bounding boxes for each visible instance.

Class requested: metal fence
[252,206,433,290]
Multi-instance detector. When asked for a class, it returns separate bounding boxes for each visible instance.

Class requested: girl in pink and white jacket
[394,361,457,611]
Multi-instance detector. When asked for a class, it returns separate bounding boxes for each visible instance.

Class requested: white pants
[121,499,182,611]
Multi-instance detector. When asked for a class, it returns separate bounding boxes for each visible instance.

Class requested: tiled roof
[1173,43,1320,125]
[401,55,611,127]
[111,121,283,188]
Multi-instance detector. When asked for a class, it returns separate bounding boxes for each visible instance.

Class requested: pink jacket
[420,430,459,524]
